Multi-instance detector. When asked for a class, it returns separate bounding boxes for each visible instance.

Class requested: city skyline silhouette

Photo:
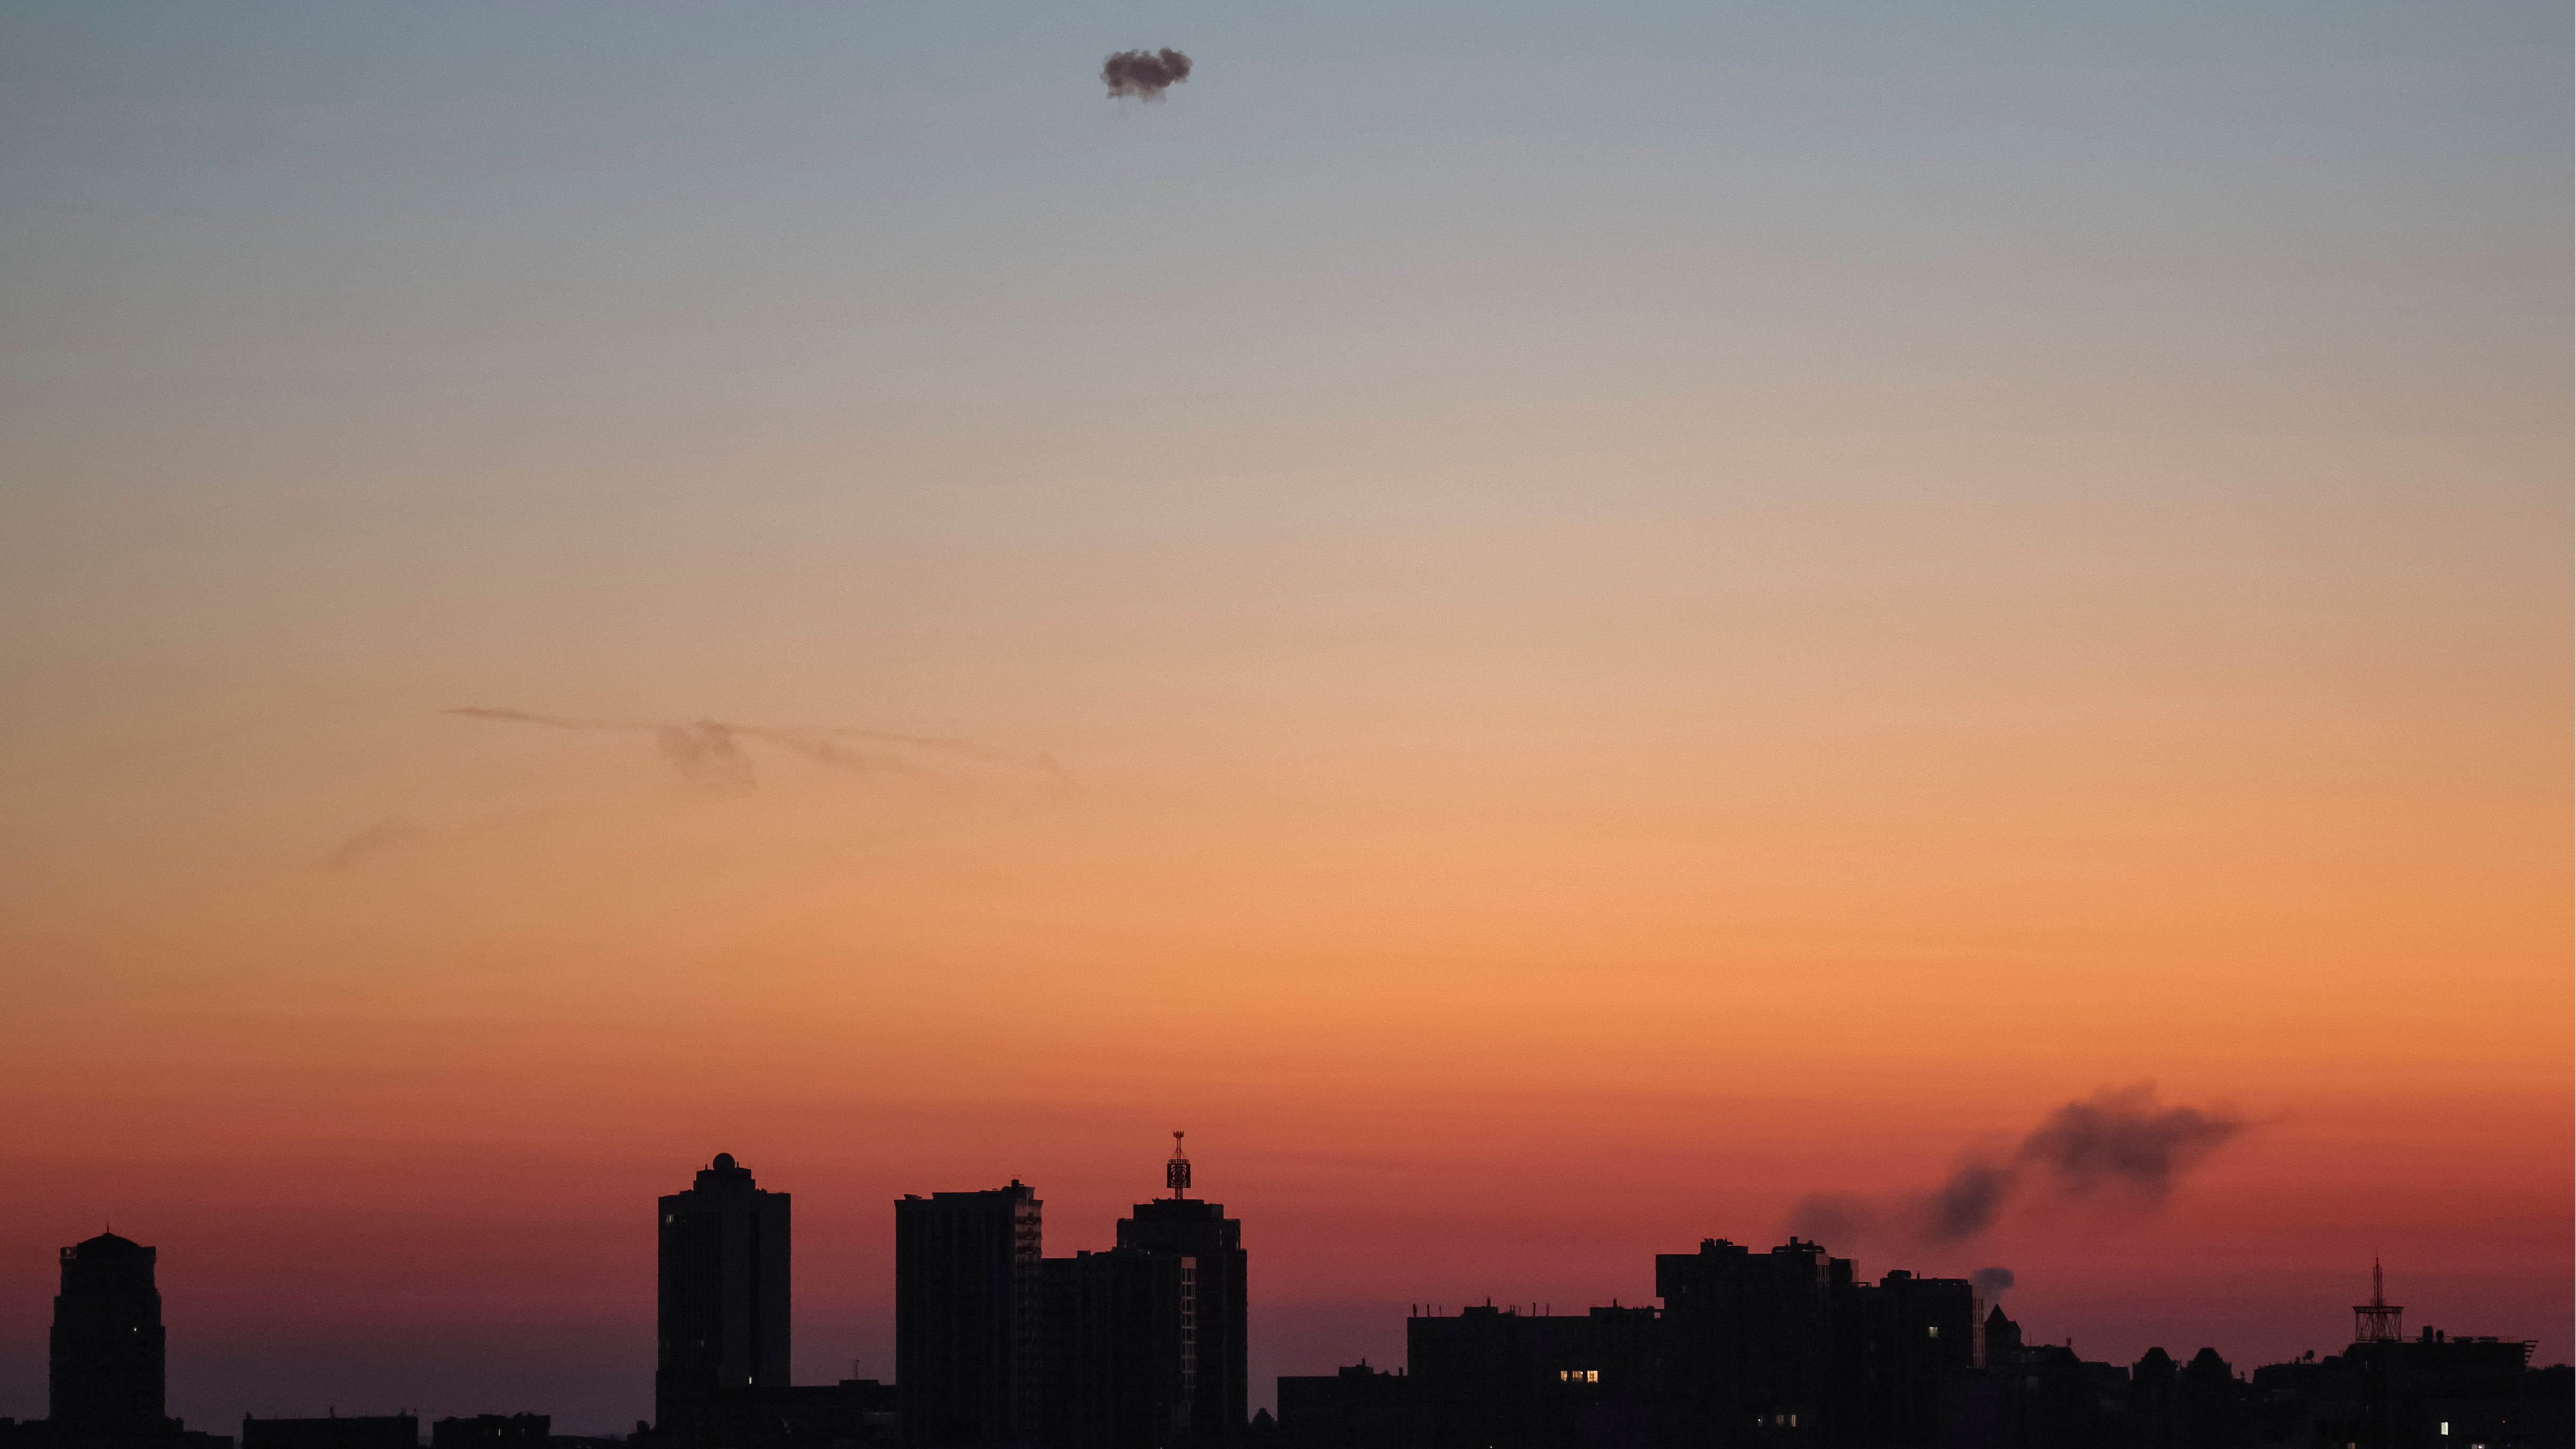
[3,1144,2566,1447]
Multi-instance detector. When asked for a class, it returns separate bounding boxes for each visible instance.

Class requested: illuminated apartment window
[1927,1325,1940,1339]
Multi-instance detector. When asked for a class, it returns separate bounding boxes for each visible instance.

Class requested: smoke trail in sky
[1791,1083,2246,1248]
[2018,1081,2244,1202]
[446,708,987,791]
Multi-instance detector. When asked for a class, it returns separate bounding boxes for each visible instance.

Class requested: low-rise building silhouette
[1277,1253,2570,1449]
[427,1417,546,1449]
[239,1417,416,1449]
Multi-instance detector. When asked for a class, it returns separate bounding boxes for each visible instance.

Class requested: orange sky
[1,0,2568,1431]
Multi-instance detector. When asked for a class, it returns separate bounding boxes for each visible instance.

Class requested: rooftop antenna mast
[2352,1257,2403,1343]
[1166,1130,1191,1197]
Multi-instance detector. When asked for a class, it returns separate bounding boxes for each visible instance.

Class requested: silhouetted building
[895,1182,1042,1446]
[429,1419,545,1449]
[1281,1240,2026,1449]
[691,1382,900,1449]
[51,1234,169,1444]
[2281,1330,2570,1449]
[1276,1303,1666,1449]
[1656,1236,1847,1442]
[1413,1302,1658,1449]
[1033,1248,1195,1449]
[1273,1363,1414,1449]
[1109,1140,1248,1447]
[1836,1268,1980,1445]
[658,1154,792,1447]
[2125,1344,2238,1448]
[240,1418,417,1449]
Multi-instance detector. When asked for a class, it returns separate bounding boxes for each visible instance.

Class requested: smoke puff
[1916,1161,2018,1242]
[1971,1267,2015,1298]
[1102,48,1192,99]
[1787,1082,2246,1249]
[2018,1082,2243,1201]
[657,722,755,793]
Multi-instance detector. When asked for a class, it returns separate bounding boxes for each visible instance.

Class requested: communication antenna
[2351,1257,2404,1343]
[1166,1131,1191,1196]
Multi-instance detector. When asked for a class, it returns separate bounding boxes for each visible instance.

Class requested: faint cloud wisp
[445,707,1047,794]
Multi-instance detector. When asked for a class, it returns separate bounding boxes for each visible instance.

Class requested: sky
[0,0,2568,1430]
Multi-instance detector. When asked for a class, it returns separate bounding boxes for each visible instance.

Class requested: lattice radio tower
[2352,1257,2404,1343]
[1166,1130,1191,1196]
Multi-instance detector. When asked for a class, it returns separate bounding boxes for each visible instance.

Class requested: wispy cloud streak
[445,708,1020,792]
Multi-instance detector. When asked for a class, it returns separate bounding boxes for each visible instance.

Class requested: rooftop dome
[70,1231,148,1257]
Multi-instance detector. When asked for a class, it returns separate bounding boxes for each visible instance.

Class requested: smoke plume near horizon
[1102,48,1192,99]
[1792,1083,2246,1249]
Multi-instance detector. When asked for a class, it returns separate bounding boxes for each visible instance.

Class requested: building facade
[50,1233,169,1443]
[658,1153,793,1445]
[1112,1197,1247,1448]
[894,1182,1043,1447]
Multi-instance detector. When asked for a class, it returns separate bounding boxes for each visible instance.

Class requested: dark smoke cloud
[1920,1161,2018,1241]
[1790,1083,2246,1249]
[2019,1081,2243,1201]
[1970,1267,2015,1299]
[1102,48,1192,99]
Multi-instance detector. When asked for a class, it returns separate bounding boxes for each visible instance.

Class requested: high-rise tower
[894,1182,1043,1447]
[657,1153,791,1444]
[50,1232,170,1442]
[1115,1135,1247,1446]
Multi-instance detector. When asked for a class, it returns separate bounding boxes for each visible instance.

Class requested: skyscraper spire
[1167,1131,1191,1196]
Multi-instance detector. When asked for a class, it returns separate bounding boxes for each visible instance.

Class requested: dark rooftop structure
[239,1418,416,1449]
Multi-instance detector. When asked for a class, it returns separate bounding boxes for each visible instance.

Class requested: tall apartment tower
[1112,1136,1249,1446]
[1032,1248,1191,1449]
[894,1182,1042,1447]
[51,1232,170,1441]
[657,1153,791,1444]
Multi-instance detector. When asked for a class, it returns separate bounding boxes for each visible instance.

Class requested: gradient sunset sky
[1,0,2568,1430]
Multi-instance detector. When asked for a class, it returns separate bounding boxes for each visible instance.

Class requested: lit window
[1587,1371,1599,1383]
[1928,1326,1940,1339]
[2440,1426,2448,1436]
